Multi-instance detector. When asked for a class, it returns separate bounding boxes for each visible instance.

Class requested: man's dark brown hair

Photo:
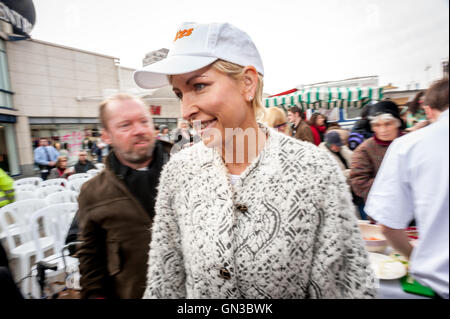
[288,106,306,120]
[424,78,449,111]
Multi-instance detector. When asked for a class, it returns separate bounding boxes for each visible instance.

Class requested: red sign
[150,105,161,115]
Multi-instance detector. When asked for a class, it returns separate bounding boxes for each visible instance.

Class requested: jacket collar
[106,140,168,179]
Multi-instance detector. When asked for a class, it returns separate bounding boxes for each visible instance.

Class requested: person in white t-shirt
[365,78,449,299]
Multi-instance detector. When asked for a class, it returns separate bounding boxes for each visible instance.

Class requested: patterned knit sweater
[144,125,376,299]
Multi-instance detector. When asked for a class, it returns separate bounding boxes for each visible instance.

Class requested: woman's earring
[248,96,253,102]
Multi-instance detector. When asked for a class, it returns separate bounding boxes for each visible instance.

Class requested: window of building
[0,39,13,108]
[153,118,178,130]
[0,123,19,175]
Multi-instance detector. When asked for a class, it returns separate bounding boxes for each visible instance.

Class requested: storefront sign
[61,130,84,156]
[150,105,161,115]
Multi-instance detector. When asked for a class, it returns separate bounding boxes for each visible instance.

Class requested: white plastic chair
[29,203,79,298]
[35,185,66,199]
[95,163,105,171]
[40,178,68,188]
[14,191,37,201]
[15,184,38,192]
[0,199,52,295]
[13,177,43,189]
[45,190,79,205]
[86,169,100,178]
[68,173,89,181]
[67,178,89,193]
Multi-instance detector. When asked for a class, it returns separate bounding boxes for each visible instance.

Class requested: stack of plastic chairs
[68,173,89,181]
[40,178,68,188]
[86,169,100,178]
[29,203,79,298]
[0,199,52,296]
[14,184,38,192]
[35,185,66,199]
[45,190,79,205]
[14,191,37,201]
[67,178,89,193]
[13,177,42,190]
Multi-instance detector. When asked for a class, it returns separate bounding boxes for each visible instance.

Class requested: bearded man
[75,94,172,299]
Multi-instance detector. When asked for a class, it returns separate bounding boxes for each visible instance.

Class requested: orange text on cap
[174,28,194,42]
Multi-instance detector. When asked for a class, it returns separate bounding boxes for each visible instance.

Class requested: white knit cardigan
[144,125,376,299]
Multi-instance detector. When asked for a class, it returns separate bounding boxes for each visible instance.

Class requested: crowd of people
[1,21,448,300]
[33,139,101,181]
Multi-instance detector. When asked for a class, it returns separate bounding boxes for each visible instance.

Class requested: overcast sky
[30,0,449,94]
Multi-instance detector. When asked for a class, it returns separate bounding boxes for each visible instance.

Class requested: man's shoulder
[394,121,448,153]
[77,170,120,207]
[299,121,311,128]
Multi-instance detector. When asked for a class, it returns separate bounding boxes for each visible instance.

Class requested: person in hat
[349,100,404,219]
[135,22,375,299]
[319,131,353,180]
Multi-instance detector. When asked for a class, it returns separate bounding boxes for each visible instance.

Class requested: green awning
[264,86,383,109]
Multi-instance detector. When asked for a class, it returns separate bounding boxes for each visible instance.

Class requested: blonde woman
[48,156,73,179]
[134,22,375,299]
[262,106,291,135]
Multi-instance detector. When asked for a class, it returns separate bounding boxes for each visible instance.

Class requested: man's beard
[115,140,155,165]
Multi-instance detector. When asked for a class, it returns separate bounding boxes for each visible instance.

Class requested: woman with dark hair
[405,91,429,132]
[308,113,327,146]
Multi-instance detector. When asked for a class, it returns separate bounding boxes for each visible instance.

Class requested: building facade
[5,39,122,176]
[2,38,184,177]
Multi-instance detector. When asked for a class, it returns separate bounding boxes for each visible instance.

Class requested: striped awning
[264,86,383,109]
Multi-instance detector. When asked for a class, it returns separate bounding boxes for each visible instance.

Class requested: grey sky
[31,0,449,94]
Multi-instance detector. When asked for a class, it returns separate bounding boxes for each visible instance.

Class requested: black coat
[74,160,96,174]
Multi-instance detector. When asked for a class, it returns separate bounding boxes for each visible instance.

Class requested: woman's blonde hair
[262,107,290,135]
[55,156,68,168]
[168,59,265,121]
[211,60,265,121]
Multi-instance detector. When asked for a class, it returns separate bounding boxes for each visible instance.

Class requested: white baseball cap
[133,22,264,89]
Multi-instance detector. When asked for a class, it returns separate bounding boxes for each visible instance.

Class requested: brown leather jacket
[77,142,171,299]
[292,120,315,144]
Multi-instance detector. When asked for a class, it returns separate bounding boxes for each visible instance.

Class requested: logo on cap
[174,28,194,42]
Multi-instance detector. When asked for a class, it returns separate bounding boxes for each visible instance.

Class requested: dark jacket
[349,137,390,202]
[74,160,96,174]
[292,121,315,144]
[76,140,171,299]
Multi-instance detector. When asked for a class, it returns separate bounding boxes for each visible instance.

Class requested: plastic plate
[368,252,407,280]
